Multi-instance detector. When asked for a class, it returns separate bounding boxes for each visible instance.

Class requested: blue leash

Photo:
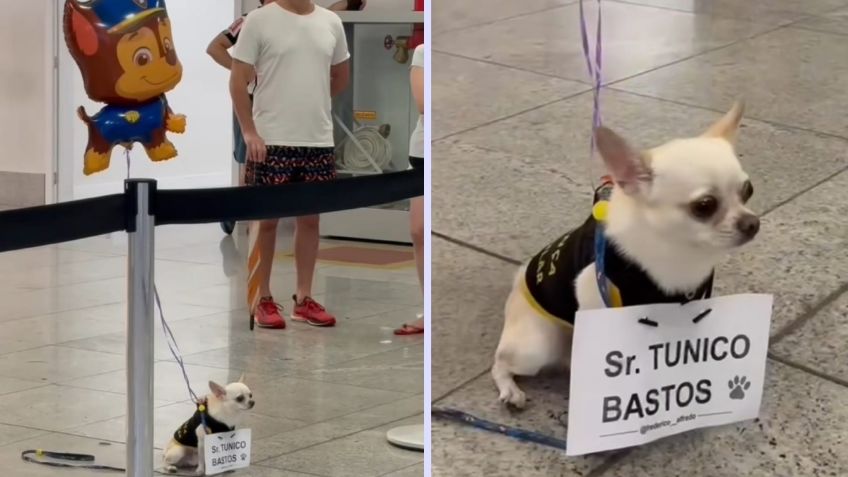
[128,151,207,426]
[432,408,567,450]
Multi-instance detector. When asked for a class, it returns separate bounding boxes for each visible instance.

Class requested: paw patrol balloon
[64,0,186,175]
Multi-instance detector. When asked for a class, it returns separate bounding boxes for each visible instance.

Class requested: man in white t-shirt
[230,0,350,329]
[207,0,362,235]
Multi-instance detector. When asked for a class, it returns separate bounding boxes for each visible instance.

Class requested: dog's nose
[736,214,760,239]
[248,400,255,409]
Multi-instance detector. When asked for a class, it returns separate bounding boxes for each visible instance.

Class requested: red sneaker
[253,297,286,329]
[291,296,336,327]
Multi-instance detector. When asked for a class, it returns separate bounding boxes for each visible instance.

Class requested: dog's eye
[134,47,153,66]
[740,180,753,203]
[690,196,719,219]
[236,396,245,403]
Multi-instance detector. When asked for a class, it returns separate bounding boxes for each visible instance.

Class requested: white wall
[59,1,235,199]
[0,1,51,175]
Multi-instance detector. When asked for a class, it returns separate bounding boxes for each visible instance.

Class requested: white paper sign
[566,294,773,456]
[204,428,252,475]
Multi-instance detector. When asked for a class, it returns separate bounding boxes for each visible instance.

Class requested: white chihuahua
[492,102,758,408]
[163,378,255,475]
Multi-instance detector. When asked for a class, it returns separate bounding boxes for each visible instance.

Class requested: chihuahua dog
[163,378,255,475]
[492,101,758,408]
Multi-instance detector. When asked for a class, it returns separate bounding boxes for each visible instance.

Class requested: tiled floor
[432,0,848,476]
[0,221,423,476]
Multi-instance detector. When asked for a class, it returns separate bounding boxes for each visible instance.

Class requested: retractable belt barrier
[0,169,423,253]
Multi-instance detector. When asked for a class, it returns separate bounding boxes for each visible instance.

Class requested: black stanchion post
[125,179,157,477]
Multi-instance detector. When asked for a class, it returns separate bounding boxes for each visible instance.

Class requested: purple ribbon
[578,0,603,176]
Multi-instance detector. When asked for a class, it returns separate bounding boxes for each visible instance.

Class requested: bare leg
[256,219,279,298]
[409,196,424,329]
[294,215,321,301]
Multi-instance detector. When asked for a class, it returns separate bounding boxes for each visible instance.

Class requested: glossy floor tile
[434,1,776,84]
[0,224,422,476]
[614,26,848,137]
[433,0,848,474]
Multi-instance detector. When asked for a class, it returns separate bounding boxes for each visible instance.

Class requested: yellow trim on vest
[519,272,624,328]
[519,278,574,329]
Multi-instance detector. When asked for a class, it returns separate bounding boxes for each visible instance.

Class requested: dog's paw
[498,385,527,409]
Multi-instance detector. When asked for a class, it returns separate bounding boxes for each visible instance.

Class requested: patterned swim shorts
[245,146,337,186]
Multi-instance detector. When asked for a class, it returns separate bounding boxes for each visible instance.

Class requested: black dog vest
[173,404,234,448]
[522,192,713,325]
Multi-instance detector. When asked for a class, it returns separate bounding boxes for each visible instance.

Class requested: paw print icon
[728,375,752,400]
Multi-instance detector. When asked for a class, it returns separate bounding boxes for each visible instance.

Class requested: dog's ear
[595,126,651,197]
[702,100,744,144]
[238,373,246,384]
[209,381,227,399]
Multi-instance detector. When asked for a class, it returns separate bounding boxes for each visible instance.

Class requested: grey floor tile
[612,0,848,25]
[432,418,595,477]
[0,433,127,476]
[253,396,422,462]
[712,169,848,335]
[433,373,610,476]
[0,385,126,431]
[770,290,848,379]
[262,417,423,477]
[320,278,422,307]
[432,139,590,262]
[0,346,123,382]
[602,360,848,476]
[64,361,270,404]
[433,0,576,33]
[614,27,848,137]
[381,463,423,477]
[433,372,609,477]
[434,2,774,84]
[0,255,125,292]
[60,309,260,361]
[0,278,126,323]
[432,238,518,398]
[229,377,411,424]
[792,6,848,35]
[236,466,323,477]
[0,309,126,356]
[289,344,424,394]
[432,52,587,140]
[180,318,417,376]
[435,89,848,260]
[306,294,411,320]
[0,424,48,447]
[0,376,47,396]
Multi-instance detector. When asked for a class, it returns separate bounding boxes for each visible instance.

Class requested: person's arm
[230,60,256,134]
[410,64,424,115]
[329,17,351,96]
[330,60,350,97]
[207,32,235,69]
[328,0,366,11]
[230,16,265,163]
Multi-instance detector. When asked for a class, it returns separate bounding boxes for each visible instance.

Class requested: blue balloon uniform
[90,0,169,33]
[90,97,167,146]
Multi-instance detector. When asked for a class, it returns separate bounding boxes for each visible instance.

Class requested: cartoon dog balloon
[64,0,186,175]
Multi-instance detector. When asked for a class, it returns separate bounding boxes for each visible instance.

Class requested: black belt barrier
[0,169,423,253]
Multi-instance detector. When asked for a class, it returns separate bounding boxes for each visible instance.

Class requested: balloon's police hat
[82,0,168,34]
